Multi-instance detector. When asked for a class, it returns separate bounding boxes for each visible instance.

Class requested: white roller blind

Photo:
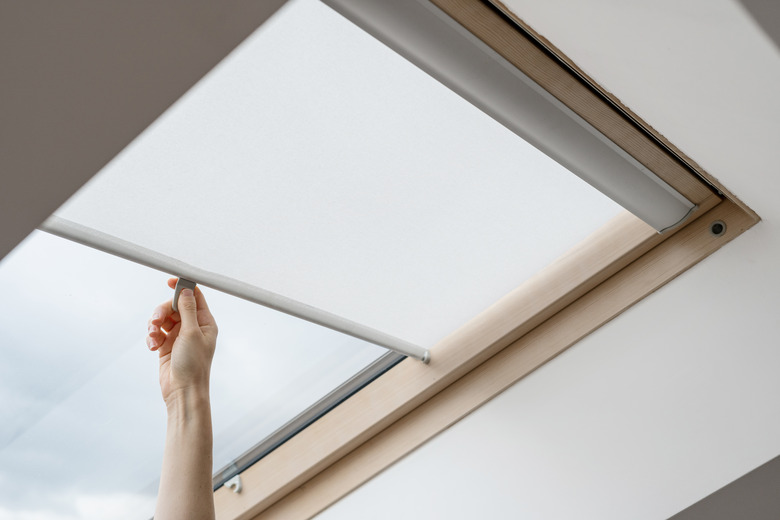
[51,0,622,350]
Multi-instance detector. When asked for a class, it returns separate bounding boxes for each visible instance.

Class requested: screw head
[710,220,726,237]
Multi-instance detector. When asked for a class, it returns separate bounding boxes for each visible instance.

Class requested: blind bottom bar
[39,216,431,363]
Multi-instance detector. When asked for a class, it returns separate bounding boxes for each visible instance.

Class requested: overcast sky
[0,230,383,520]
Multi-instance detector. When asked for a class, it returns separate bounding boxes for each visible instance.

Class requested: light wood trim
[215,211,668,519]
[212,1,741,518]
[216,201,722,520]
[253,199,757,520]
[430,0,719,209]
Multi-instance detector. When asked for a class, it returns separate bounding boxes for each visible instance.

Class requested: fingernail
[181,288,193,297]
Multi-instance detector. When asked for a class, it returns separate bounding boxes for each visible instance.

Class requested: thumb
[176,288,199,331]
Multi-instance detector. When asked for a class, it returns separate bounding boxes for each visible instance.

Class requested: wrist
[165,386,211,423]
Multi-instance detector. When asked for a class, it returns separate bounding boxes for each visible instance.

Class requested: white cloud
[0,492,156,520]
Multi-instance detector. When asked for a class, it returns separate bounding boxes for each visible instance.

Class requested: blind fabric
[53,0,622,350]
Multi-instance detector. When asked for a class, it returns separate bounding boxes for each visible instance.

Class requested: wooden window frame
[213,1,759,518]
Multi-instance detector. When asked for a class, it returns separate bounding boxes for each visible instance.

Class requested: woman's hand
[146,278,218,407]
[147,278,218,520]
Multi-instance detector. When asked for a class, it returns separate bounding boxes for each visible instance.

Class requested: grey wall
[670,455,780,520]
[0,0,286,259]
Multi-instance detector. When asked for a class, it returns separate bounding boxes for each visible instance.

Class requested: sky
[0,231,384,519]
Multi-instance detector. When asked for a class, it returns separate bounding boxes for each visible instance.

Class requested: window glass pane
[0,231,384,520]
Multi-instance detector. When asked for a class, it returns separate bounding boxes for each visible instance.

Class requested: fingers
[174,282,216,333]
[167,277,213,321]
[156,322,180,359]
[176,288,199,332]
[192,285,210,313]
[147,308,166,350]
[147,332,163,351]
[147,282,182,350]
[148,277,215,351]
[160,316,177,332]
[193,286,217,334]
[168,277,212,326]
[149,301,170,327]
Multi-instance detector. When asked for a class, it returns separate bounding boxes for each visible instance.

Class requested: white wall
[317,1,780,518]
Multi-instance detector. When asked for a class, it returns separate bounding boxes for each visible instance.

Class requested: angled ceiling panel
[0,0,288,261]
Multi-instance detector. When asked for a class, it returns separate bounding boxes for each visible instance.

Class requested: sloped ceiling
[2,1,779,518]
[670,455,780,520]
[0,0,285,260]
[740,0,780,50]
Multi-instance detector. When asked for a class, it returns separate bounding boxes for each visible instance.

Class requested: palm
[156,322,215,404]
[159,353,175,401]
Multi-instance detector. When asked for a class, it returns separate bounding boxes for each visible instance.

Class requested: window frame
[212,1,758,519]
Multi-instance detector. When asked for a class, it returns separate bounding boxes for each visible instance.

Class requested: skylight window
[0,0,651,518]
[3,0,759,516]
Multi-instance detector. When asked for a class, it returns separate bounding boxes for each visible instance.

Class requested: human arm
[146,278,218,520]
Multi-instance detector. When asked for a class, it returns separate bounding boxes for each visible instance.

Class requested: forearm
[155,389,215,520]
